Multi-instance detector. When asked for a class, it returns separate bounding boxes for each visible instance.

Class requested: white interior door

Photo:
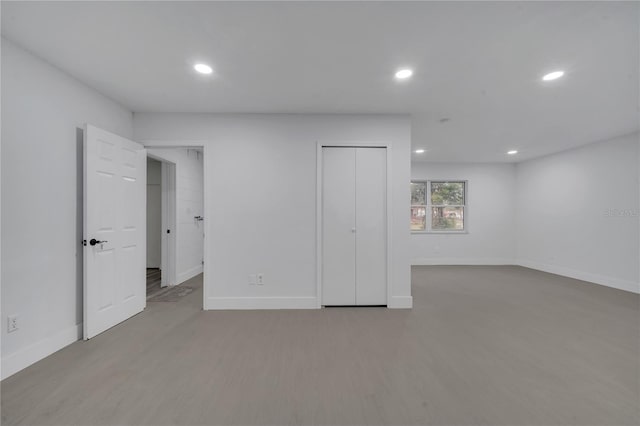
[322,147,356,305]
[355,148,387,305]
[321,146,387,306]
[84,124,146,339]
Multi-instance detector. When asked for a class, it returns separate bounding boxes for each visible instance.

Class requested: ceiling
[2,1,638,162]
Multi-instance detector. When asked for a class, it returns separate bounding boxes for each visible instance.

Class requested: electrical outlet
[257,274,264,285]
[7,315,18,333]
[248,274,256,285]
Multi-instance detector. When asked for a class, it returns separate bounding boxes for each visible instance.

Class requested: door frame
[315,141,393,308]
[142,141,208,310]
[146,153,177,287]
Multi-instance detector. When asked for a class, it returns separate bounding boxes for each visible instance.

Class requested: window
[411,181,466,232]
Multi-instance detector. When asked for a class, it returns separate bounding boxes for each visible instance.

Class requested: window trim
[411,180,468,234]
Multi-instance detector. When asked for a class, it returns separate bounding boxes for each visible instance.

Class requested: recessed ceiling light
[507,150,518,155]
[194,63,213,74]
[542,70,564,81]
[395,68,413,80]
[415,149,425,154]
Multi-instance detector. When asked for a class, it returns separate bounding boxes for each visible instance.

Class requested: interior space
[1,2,638,425]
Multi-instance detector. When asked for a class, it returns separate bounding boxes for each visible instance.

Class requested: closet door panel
[355,148,387,305]
[322,147,356,305]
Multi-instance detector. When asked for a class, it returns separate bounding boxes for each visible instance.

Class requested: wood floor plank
[1,267,638,425]
[146,268,162,298]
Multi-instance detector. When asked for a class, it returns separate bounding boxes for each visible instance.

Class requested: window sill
[411,230,468,235]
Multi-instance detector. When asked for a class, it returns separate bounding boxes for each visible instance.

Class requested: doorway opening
[145,148,204,303]
[146,156,162,297]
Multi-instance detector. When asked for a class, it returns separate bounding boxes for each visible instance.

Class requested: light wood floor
[2,266,638,425]
[146,268,162,299]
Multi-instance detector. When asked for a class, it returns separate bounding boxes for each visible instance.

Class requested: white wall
[1,38,133,379]
[411,163,517,265]
[134,113,412,309]
[411,137,640,295]
[516,133,639,293]
[146,157,162,268]
[146,148,204,284]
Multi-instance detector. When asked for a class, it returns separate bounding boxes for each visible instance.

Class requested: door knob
[89,238,108,246]
[351,228,356,233]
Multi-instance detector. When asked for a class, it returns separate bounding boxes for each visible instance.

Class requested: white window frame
[411,180,468,234]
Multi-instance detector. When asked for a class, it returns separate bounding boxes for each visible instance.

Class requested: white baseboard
[388,296,413,308]
[2,323,82,380]
[412,257,515,266]
[517,260,640,294]
[205,296,318,310]
[176,265,203,285]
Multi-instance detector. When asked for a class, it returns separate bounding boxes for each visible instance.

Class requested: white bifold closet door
[322,147,387,306]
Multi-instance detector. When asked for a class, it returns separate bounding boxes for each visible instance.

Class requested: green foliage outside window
[411,181,465,231]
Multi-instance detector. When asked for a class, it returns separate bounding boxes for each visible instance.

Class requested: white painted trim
[389,296,413,309]
[202,145,211,312]
[412,231,469,235]
[412,258,515,266]
[205,297,318,310]
[316,141,394,308]
[1,324,82,380]
[386,145,394,309]
[517,260,640,294]
[315,143,323,308]
[177,265,204,285]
